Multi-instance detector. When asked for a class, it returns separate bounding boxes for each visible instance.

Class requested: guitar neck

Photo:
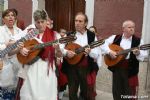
[117,43,150,56]
[75,45,89,54]
[117,47,138,55]
[74,39,104,54]
[31,40,58,50]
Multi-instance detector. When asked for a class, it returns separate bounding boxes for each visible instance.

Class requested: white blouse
[0,25,24,88]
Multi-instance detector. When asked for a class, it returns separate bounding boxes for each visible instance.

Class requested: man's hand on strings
[133,48,140,56]
[84,47,91,56]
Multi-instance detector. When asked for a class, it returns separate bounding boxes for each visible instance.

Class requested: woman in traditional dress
[0,8,24,100]
[19,9,61,100]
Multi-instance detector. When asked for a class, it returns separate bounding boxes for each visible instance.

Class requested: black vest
[61,30,99,74]
[113,35,141,77]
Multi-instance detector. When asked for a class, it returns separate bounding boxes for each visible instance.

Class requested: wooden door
[45,0,85,32]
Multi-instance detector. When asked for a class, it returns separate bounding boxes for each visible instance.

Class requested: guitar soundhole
[115,50,119,52]
[30,44,35,46]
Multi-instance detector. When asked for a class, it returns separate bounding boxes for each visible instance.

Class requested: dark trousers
[66,66,96,100]
[112,67,131,100]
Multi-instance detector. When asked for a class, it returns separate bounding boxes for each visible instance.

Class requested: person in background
[88,25,103,99]
[89,26,103,68]
[0,8,24,100]
[12,8,25,30]
[89,26,101,40]
[17,9,61,100]
[47,17,54,29]
[103,20,148,100]
[46,17,58,37]
[59,28,67,37]
[89,26,97,34]
[56,28,68,100]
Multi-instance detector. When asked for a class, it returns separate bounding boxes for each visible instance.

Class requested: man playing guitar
[103,20,148,100]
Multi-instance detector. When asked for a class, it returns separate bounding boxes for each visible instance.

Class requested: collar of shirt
[122,33,132,41]
[4,25,20,38]
[75,30,88,46]
[76,30,87,35]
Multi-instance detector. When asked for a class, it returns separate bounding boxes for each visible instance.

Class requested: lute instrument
[65,39,105,65]
[17,35,76,64]
[0,28,39,69]
[104,44,150,67]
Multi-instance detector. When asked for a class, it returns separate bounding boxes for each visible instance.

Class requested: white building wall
[32,0,38,23]
[142,0,150,94]
[85,0,95,28]
[142,0,150,44]
[4,0,8,10]
[38,0,45,10]
[32,0,45,23]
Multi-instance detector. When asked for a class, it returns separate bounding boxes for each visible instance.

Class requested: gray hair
[33,9,48,21]
[122,20,135,28]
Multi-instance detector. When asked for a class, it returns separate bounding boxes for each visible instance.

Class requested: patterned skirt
[0,87,16,100]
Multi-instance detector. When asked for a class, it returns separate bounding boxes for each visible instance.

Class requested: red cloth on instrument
[39,27,55,70]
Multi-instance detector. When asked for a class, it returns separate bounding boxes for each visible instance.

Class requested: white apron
[20,59,57,100]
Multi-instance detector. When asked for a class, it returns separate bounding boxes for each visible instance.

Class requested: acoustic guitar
[0,28,39,70]
[65,39,105,65]
[104,44,150,67]
[17,35,76,64]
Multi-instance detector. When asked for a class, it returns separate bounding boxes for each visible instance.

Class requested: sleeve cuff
[0,44,7,50]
